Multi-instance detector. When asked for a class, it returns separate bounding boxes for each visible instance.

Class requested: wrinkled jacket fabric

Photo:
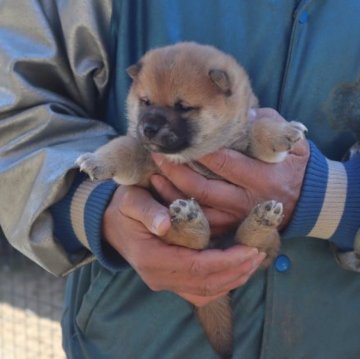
[0,0,115,275]
[1,0,360,358]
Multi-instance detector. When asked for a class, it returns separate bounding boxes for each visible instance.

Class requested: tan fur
[163,199,210,249]
[76,42,307,358]
[195,295,233,359]
[235,200,283,268]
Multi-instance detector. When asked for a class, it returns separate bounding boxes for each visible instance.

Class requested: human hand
[102,185,266,307]
[150,108,310,235]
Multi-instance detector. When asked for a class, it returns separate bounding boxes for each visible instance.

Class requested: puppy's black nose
[142,115,167,139]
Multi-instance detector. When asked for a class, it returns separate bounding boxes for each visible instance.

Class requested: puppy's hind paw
[169,198,202,225]
[166,198,210,249]
[253,200,284,228]
[75,153,114,181]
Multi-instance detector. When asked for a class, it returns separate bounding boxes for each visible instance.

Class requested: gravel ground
[0,243,66,359]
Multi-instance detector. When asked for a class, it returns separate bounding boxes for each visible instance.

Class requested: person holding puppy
[1,1,360,358]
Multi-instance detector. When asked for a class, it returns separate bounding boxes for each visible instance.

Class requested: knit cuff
[333,150,360,250]
[50,173,128,272]
[282,141,359,251]
[50,173,88,254]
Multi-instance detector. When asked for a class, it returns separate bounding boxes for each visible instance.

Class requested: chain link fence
[0,235,66,359]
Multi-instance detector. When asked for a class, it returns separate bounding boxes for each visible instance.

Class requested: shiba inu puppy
[76,42,307,358]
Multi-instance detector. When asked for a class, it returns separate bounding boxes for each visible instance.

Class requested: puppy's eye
[140,97,151,106]
[174,101,195,113]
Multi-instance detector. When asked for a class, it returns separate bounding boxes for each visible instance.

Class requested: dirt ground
[0,244,66,359]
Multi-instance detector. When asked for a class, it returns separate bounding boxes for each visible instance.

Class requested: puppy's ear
[127,62,142,80]
[209,69,232,97]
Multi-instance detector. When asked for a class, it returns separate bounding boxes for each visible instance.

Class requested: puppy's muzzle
[142,114,166,139]
[138,110,190,153]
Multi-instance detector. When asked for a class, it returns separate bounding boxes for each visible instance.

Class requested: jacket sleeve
[0,0,117,276]
[283,141,360,272]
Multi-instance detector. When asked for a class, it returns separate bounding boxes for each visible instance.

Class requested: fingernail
[151,212,169,236]
[246,252,264,271]
[259,252,267,261]
[248,248,259,257]
[240,248,259,262]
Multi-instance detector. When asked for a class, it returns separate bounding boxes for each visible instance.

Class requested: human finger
[150,174,185,204]
[185,244,259,276]
[128,239,262,296]
[151,174,243,234]
[198,148,268,188]
[137,243,259,290]
[192,252,266,296]
[176,252,266,299]
[151,153,248,209]
[116,185,171,236]
[151,174,243,226]
[178,291,229,307]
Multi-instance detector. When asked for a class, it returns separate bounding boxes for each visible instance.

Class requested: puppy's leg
[162,198,210,249]
[76,136,156,186]
[248,117,308,163]
[162,199,232,358]
[235,200,283,266]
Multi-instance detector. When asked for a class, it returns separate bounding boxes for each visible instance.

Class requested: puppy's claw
[272,121,308,154]
[75,153,113,181]
[289,121,308,135]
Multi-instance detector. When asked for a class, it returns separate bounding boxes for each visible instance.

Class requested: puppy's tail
[195,295,232,358]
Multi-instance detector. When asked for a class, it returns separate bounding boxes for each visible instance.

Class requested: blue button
[299,10,309,24]
[274,255,291,273]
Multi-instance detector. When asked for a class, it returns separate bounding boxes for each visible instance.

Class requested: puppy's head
[126,42,257,162]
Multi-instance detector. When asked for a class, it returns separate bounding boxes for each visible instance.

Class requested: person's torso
[64,1,360,358]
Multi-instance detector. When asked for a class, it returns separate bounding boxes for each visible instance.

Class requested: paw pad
[254,200,284,227]
[169,199,200,224]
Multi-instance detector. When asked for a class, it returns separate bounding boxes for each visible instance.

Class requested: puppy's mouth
[137,110,191,154]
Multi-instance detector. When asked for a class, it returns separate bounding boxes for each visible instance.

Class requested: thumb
[289,138,310,157]
[117,186,171,236]
[151,211,171,236]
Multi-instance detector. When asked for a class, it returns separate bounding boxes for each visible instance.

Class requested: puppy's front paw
[273,121,308,152]
[253,200,284,228]
[75,153,114,181]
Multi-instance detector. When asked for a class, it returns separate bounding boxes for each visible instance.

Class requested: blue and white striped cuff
[70,179,110,250]
[283,141,360,251]
[307,159,347,239]
[51,173,128,272]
